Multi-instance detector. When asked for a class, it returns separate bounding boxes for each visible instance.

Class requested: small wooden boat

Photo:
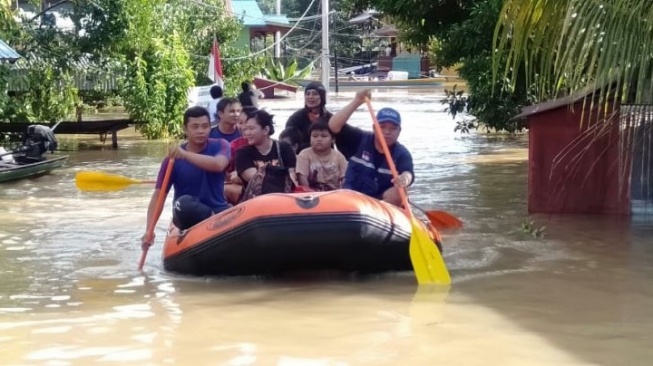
[0,155,68,183]
[162,189,442,277]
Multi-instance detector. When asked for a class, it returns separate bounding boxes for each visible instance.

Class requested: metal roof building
[0,39,21,62]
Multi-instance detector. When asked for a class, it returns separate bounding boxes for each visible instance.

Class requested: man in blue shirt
[141,106,231,248]
[328,90,414,207]
[209,97,242,142]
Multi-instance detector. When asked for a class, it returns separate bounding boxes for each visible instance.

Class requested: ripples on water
[1,89,653,365]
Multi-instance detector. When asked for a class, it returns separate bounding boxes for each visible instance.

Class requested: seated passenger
[224,106,258,204]
[235,110,298,202]
[285,81,333,152]
[296,121,348,191]
[209,97,242,142]
[279,127,302,155]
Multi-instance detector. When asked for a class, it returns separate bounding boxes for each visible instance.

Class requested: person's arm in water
[328,89,371,134]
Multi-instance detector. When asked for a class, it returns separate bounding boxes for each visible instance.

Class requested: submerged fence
[620,104,653,215]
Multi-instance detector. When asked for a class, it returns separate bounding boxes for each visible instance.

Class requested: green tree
[437,0,535,132]
[344,0,534,132]
[71,0,261,137]
[1,0,81,123]
[18,63,80,123]
[117,0,193,139]
[494,0,652,106]
[121,32,194,139]
[347,0,477,46]
[258,0,276,14]
[2,0,263,134]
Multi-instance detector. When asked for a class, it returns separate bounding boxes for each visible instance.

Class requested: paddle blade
[409,218,451,285]
[75,171,141,192]
[425,211,463,230]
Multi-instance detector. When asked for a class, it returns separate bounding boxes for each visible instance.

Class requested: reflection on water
[1,89,652,365]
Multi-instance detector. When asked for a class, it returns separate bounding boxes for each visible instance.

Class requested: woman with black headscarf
[285,81,333,152]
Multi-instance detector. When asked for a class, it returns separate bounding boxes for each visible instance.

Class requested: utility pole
[274,0,281,59]
[321,0,330,96]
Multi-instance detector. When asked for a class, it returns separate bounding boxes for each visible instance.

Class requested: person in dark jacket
[237,81,260,108]
[285,81,333,152]
[328,89,414,207]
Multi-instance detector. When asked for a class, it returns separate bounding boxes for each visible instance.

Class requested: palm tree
[493,0,653,105]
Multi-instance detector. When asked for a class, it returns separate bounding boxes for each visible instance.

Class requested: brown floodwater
[1,89,652,365]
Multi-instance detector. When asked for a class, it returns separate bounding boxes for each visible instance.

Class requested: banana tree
[261,58,314,85]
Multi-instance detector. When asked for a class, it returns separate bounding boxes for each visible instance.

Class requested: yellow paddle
[365,99,451,285]
[75,171,157,192]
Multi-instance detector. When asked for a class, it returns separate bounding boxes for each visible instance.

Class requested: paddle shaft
[409,200,431,217]
[139,158,175,270]
[364,100,412,217]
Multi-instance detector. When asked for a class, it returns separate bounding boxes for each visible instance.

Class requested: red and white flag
[207,36,224,87]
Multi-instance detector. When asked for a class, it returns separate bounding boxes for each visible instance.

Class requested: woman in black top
[236,110,297,200]
[285,81,333,152]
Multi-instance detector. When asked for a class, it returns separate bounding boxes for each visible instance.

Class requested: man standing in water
[141,106,231,249]
[328,90,414,207]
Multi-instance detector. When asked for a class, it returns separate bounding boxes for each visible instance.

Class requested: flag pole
[213,35,217,83]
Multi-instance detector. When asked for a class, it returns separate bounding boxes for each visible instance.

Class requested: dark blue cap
[376,107,401,126]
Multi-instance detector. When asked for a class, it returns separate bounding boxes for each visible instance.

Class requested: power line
[187,0,319,60]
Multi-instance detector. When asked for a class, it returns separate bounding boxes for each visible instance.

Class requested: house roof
[513,86,608,119]
[0,39,21,62]
[228,0,291,30]
[373,24,398,37]
[263,14,290,26]
[231,0,267,27]
[349,9,380,24]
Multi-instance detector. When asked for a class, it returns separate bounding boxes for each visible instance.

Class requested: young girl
[235,110,298,201]
[296,121,348,191]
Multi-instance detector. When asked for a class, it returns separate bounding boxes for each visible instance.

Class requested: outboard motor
[15,124,58,164]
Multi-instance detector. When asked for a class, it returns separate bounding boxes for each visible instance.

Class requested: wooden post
[76,103,83,123]
[111,129,118,149]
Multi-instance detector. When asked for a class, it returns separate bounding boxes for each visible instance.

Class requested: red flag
[208,36,224,86]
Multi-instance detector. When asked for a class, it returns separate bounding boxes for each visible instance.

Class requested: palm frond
[494,0,653,106]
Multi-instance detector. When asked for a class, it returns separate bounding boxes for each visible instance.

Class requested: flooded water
[1,89,652,365]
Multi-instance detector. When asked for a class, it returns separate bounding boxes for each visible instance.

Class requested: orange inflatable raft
[162,189,442,276]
